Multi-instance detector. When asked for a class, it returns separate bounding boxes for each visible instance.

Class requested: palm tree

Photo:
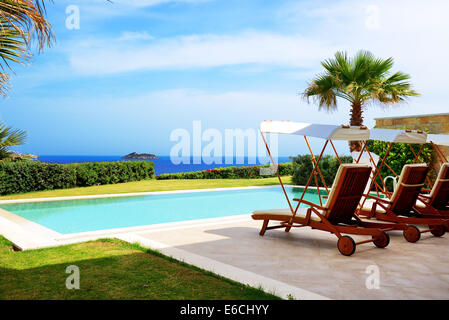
[303,51,419,150]
[0,1,53,155]
[0,121,27,160]
[0,0,53,96]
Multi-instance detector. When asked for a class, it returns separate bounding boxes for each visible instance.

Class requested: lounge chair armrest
[293,198,326,210]
[363,194,391,204]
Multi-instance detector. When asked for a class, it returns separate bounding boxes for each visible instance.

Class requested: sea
[37,155,292,175]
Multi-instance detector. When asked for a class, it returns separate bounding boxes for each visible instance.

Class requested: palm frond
[303,74,340,110]
[0,0,53,52]
[0,0,53,96]
[0,122,27,160]
[0,17,30,65]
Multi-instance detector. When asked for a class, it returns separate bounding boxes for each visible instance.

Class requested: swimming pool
[0,186,322,234]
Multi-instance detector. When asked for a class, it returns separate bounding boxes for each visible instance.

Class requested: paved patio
[132,217,449,300]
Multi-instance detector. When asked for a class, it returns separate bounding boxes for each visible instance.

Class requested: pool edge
[0,184,300,204]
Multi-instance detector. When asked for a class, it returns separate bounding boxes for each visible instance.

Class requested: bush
[290,141,435,191]
[290,155,353,187]
[155,163,294,180]
[366,140,434,190]
[0,161,154,195]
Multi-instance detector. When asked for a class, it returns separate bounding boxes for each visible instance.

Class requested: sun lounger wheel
[373,232,390,248]
[403,225,420,243]
[337,236,356,256]
[430,225,446,237]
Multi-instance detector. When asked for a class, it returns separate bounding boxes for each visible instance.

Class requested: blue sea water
[37,155,292,175]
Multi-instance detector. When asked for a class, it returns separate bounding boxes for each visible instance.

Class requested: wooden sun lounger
[252,164,397,256]
[358,164,449,242]
[414,163,449,217]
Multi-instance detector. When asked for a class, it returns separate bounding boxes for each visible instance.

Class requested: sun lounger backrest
[389,164,429,215]
[429,163,449,210]
[324,164,371,224]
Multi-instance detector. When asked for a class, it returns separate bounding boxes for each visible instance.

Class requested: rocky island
[122,152,158,159]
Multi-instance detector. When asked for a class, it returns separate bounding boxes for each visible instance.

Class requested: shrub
[366,140,434,190]
[290,141,435,191]
[155,163,294,180]
[0,161,154,195]
[0,161,77,194]
[290,155,353,187]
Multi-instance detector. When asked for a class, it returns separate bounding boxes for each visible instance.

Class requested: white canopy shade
[369,128,427,144]
[260,121,370,141]
[427,134,449,146]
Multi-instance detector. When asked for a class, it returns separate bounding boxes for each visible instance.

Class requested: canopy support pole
[289,140,329,226]
[411,143,425,164]
[329,140,341,164]
[432,142,447,164]
[304,137,330,203]
[409,143,433,189]
[360,142,394,209]
[359,141,385,197]
[259,130,295,215]
[355,141,367,164]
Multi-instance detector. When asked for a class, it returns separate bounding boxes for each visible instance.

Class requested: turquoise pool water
[0,187,322,234]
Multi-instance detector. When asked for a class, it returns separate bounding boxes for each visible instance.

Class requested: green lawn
[0,177,290,200]
[0,236,279,299]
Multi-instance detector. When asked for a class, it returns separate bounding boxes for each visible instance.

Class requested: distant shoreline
[36,155,292,175]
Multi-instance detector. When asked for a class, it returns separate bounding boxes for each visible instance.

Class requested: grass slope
[0,236,279,300]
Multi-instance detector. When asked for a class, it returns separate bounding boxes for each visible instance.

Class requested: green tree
[303,50,419,150]
[0,0,53,95]
[0,122,27,160]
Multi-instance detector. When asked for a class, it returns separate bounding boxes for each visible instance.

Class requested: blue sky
[1,0,448,156]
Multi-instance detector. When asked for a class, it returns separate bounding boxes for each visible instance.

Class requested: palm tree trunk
[349,101,363,152]
[349,101,363,126]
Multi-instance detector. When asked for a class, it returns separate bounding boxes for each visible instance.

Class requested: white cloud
[115,0,211,7]
[68,31,340,75]
[86,0,209,7]
[118,31,155,41]
[75,0,211,20]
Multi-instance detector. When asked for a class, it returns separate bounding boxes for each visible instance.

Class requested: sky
[1,0,448,157]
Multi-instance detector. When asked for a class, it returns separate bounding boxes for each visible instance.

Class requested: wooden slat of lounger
[326,166,371,224]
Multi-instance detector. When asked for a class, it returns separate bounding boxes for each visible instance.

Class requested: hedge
[0,161,154,195]
[291,155,353,187]
[155,163,294,180]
